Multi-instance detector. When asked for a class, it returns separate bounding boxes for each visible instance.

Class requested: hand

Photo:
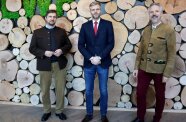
[162,76,169,83]
[133,70,138,77]
[44,51,53,57]
[54,49,62,57]
[90,56,101,65]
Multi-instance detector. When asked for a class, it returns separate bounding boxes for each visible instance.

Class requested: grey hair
[89,1,101,8]
[148,3,163,13]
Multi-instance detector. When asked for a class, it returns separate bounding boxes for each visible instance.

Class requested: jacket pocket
[154,60,166,64]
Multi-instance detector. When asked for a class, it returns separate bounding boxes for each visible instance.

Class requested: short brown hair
[89,1,101,8]
[45,10,57,17]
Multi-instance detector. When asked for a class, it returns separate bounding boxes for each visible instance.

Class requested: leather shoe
[131,117,144,122]
[81,115,93,122]
[101,116,109,122]
[41,112,51,121]
[55,112,67,120]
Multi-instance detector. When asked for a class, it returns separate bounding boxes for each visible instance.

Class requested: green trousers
[40,62,66,114]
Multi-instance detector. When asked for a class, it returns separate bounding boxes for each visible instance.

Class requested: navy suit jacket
[78,19,114,68]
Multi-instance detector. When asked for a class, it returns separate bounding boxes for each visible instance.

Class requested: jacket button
[148,50,152,54]
[147,58,151,61]
[48,44,50,45]
[148,43,153,47]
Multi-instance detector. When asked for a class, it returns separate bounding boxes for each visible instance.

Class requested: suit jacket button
[147,58,151,61]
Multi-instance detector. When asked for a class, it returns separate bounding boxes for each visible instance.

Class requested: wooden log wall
[1,0,186,110]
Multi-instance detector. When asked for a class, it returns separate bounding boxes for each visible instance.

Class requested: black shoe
[101,116,109,122]
[81,115,93,122]
[41,112,51,121]
[55,112,67,120]
[131,117,144,122]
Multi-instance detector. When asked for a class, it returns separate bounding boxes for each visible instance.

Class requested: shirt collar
[92,18,100,25]
[45,24,55,29]
[152,22,162,29]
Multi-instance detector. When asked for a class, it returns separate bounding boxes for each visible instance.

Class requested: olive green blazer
[134,23,176,77]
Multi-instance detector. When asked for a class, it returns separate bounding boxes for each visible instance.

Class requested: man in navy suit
[78,1,114,122]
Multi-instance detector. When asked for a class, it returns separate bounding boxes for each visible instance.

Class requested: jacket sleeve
[163,29,176,77]
[60,30,72,54]
[29,30,45,58]
[98,22,114,59]
[78,24,92,60]
[134,36,144,70]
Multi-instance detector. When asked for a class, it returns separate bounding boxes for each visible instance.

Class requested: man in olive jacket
[132,3,176,122]
[29,10,72,121]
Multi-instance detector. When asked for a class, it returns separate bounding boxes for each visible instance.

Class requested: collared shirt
[152,22,162,30]
[45,24,55,29]
[92,18,100,29]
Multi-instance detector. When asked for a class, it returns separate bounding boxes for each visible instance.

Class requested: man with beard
[78,1,114,122]
[29,10,72,121]
[132,3,176,122]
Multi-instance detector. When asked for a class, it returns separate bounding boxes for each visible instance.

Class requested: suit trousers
[40,62,66,114]
[137,69,166,122]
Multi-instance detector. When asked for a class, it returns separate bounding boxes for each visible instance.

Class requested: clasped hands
[89,56,101,65]
[44,49,62,57]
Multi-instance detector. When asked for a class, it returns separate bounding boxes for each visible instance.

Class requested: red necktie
[94,21,98,35]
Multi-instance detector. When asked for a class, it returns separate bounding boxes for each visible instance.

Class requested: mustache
[152,15,158,18]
